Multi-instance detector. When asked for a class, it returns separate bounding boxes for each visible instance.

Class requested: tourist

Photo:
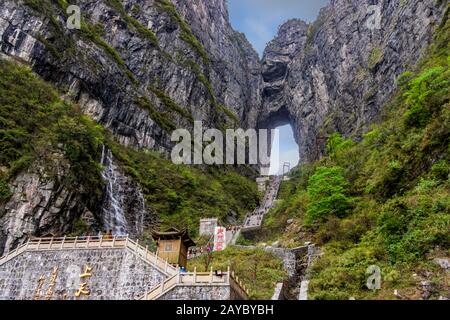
[104,230,113,240]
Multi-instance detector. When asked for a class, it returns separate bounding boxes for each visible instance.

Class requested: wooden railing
[0,236,177,276]
[140,266,249,300]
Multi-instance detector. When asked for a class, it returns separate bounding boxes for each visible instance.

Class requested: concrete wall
[158,285,231,300]
[199,219,218,236]
[0,248,167,300]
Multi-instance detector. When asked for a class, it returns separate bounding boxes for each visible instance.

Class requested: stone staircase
[0,236,178,276]
[241,176,281,233]
[139,267,249,300]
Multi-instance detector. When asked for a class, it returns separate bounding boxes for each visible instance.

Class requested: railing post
[112,236,116,247]
[177,268,181,284]
[135,239,139,253]
[48,237,54,250]
[210,266,213,284]
[74,236,78,248]
[193,267,197,283]
[227,266,231,284]
[145,245,149,260]
[124,236,128,248]
[37,238,42,250]
[165,258,168,273]
[60,236,66,250]
[99,235,103,248]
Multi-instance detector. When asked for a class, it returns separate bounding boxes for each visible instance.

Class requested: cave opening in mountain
[268,124,299,175]
[257,106,299,176]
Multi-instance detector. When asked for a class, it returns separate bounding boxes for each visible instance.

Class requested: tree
[306,166,352,223]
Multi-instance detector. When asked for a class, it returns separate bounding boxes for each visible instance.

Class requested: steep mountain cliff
[0,0,447,259]
[0,0,262,253]
[0,58,260,253]
[253,5,449,299]
[0,0,261,150]
[260,0,445,162]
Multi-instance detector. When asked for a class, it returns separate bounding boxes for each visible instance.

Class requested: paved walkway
[241,176,281,232]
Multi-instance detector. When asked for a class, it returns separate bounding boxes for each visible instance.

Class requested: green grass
[0,56,260,241]
[79,20,136,82]
[135,96,177,132]
[182,59,239,126]
[23,0,135,82]
[188,247,287,299]
[367,47,384,70]
[149,0,239,126]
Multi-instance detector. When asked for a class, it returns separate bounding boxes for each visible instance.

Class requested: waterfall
[100,146,129,236]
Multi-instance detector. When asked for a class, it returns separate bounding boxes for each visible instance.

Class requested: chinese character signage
[32,265,94,300]
[213,226,227,252]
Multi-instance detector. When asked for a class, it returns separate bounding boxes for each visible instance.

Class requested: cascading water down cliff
[100,146,129,236]
[99,146,149,238]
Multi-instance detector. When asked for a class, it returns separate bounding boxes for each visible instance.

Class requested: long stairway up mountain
[0,0,446,269]
[242,176,281,232]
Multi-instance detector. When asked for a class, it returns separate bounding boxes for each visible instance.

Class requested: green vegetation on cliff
[0,58,105,205]
[0,58,258,236]
[253,7,450,300]
[108,138,259,237]
[188,247,287,300]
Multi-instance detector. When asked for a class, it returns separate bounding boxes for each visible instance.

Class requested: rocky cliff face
[0,0,261,150]
[100,146,151,238]
[0,0,446,253]
[260,0,445,162]
[0,155,100,254]
[0,0,261,253]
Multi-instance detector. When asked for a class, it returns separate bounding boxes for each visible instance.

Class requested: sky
[227,0,329,174]
[228,0,330,56]
[268,125,300,175]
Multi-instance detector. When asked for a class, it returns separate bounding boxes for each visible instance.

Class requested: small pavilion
[151,227,196,269]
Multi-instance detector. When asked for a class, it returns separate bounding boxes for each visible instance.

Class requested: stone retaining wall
[0,248,166,300]
[157,285,231,300]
